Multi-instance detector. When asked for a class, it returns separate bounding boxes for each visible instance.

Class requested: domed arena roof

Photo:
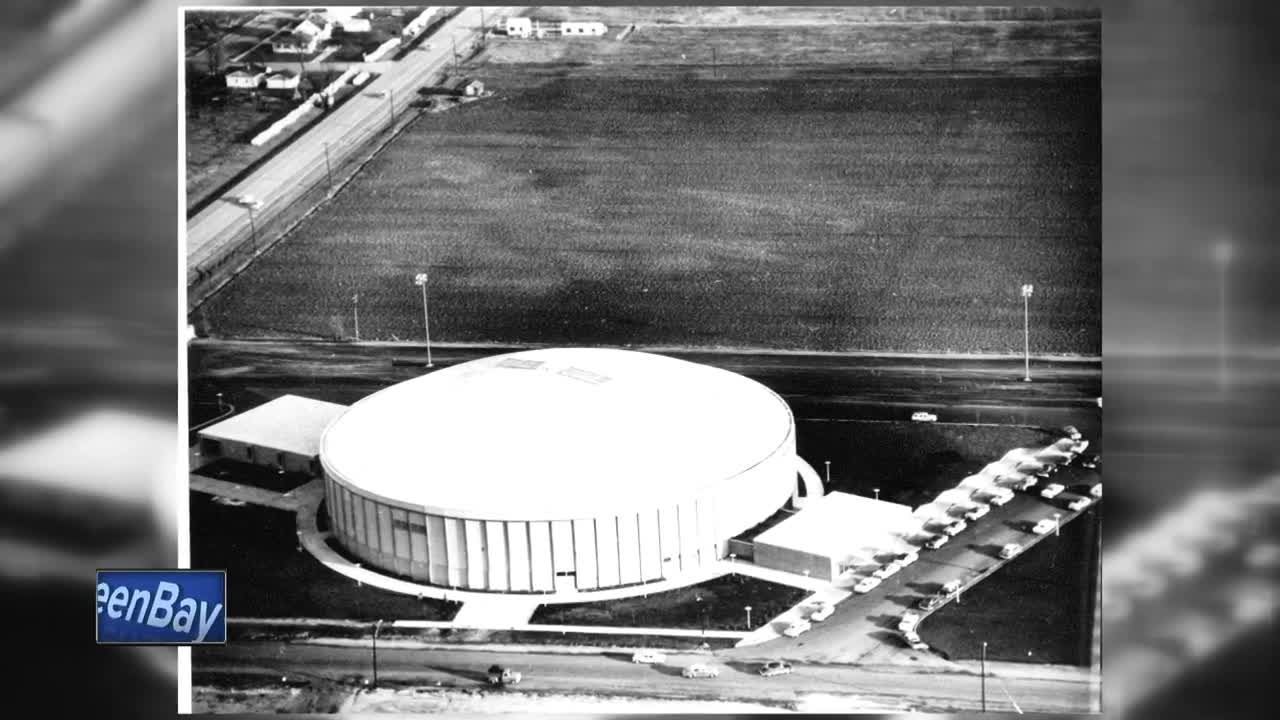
[320,348,794,520]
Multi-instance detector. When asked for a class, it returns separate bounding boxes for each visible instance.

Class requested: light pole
[745,605,752,628]
[352,292,360,341]
[1054,512,1062,537]
[387,87,396,127]
[873,488,881,501]
[246,206,257,251]
[323,141,333,190]
[981,641,988,711]
[413,272,433,367]
[696,595,706,637]
[1213,239,1233,392]
[371,619,384,688]
[824,461,831,486]
[1020,284,1034,382]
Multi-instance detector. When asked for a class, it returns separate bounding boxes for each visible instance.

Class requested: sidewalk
[230,616,747,640]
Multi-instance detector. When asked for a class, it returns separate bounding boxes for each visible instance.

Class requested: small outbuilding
[197,394,347,475]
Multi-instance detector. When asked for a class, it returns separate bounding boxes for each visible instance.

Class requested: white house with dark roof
[264,69,301,90]
[225,67,265,89]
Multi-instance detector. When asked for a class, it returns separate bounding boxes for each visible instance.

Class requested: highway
[193,640,1092,713]
[185,7,521,281]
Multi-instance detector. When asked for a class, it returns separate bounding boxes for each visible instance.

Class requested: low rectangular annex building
[752,491,916,581]
[197,394,347,475]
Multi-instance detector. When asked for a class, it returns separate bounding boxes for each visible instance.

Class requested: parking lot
[725,454,1101,666]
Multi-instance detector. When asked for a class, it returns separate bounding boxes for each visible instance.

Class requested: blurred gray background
[0,1,1276,718]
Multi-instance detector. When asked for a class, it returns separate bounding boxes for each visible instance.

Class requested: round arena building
[320,348,809,594]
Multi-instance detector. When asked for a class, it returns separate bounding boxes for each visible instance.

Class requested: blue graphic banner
[96,570,226,644]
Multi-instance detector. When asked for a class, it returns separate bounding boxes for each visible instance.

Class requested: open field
[530,573,810,632]
[200,21,1099,354]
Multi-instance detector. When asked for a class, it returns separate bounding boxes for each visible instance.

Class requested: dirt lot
[202,21,1099,354]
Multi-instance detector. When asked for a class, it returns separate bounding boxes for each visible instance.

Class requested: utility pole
[824,460,831,486]
[246,207,257,251]
[1213,239,1233,392]
[712,45,717,78]
[353,292,360,341]
[371,619,383,688]
[387,87,396,127]
[452,36,459,74]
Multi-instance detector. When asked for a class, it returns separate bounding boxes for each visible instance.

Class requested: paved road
[186,7,521,280]
[193,641,1092,713]
[188,339,1101,429]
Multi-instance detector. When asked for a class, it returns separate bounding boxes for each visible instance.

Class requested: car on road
[1040,483,1066,499]
[918,595,946,611]
[902,630,931,651]
[1067,496,1093,511]
[1032,518,1057,535]
[911,411,938,422]
[924,534,949,550]
[783,619,811,638]
[682,663,719,679]
[230,193,264,211]
[631,650,667,664]
[941,579,963,595]
[963,504,990,521]
[853,576,882,593]
[809,602,834,622]
[1090,483,1103,498]
[898,612,920,632]
[759,660,793,677]
[1000,542,1023,560]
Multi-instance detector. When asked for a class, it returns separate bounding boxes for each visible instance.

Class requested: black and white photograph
[181,4,1103,714]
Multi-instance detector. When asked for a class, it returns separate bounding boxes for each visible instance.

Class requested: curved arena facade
[320,348,798,594]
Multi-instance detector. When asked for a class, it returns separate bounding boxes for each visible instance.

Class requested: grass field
[200,22,1099,355]
[530,573,810,632]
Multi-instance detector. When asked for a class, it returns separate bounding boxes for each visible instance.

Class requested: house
[224,67,265,89]
[336,16,372,33]
[264,69,300,90]
[271,13,333,54]
[560,21,607,36]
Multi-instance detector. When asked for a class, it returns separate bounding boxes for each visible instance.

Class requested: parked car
[911,411,938,422]
[1032,518,1057,535]
[1071,439,1091,454]
[1090,483,1102,498]
[1067,497,1092,511]
[1000,543,1022,560]
[682,663,719,679]
[872,561,902,580]
[759,660,793,677]
[898,612,921,632]
[1082,455,1100,470]
[783,619,811,638]
[487,665,522,685]
[924,534,949,550]
[897,551,920,566]
[1063,425,1082,441]
[918,595,944,611]
[809,602,834,622]
[902,630,930,651]
[1040,483,1066,499]
[631,650,667,664]
[941,519,967,536]
[854,576,882,594]
[963,504,990,521]
[941,579,963,595]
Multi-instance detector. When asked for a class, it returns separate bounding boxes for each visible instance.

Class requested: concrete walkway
[721,559,831,592]
[227,616,745,639]
[189,473,302,511]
